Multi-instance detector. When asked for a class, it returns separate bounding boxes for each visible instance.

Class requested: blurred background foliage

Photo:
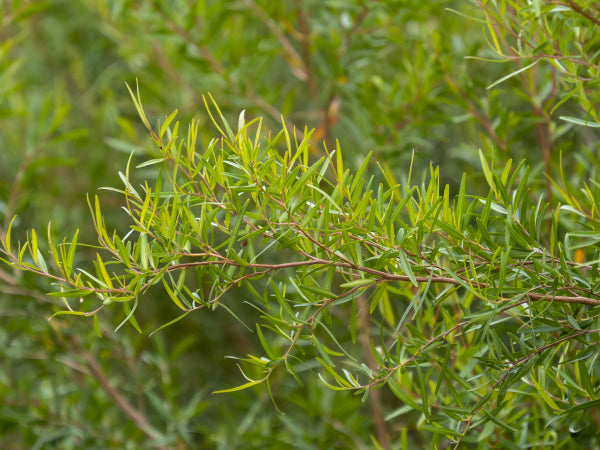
[1,0,599,448]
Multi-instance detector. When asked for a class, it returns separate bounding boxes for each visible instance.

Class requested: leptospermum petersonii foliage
[2,82,600,447]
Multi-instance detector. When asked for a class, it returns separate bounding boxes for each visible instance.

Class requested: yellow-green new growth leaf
[138,187,152,229]
[96,253,113,289]
[162,278,187,311]
[65,229,79,275]
[4,215,17,256]
[49,310,86,320]
[159,109,179,140]
[213,378,263,394]
[30,228,38,265]
[125,80,151,131]
[479,149,496,194]
[335,140,344,198]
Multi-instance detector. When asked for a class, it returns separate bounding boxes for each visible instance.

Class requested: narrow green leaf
[315,357,351,387]
[397,250,418,287]
[150,311,191,336]
[138,189,152,229]
[48,310,86,320]
[136,158,164,169]
[159,109,179,140]
[351,151,372,196]
[47,289,92,297]
[66,229,79,273]
[96,253,113,289]
[559,399,600,416]
[36,249,48,273]
[313,337,334,366]
[213,379,263,394]
[93,314,102,337]
[487,60,538,90]
[30,229,38,264]
[340,278,373,288]
[4,215,17,255]
[559,116,600,128]
[500,158,512,185]
[227,199,249,257]
[114,235,131,268]
[299,283,335,298]
[530,373,560,410]
[256,324,276,359]
[125,80,151,130]
[289,158,323,198]
[418,424,462,437]
[162,278,187,311]
[335,140,344,198]
[115,298,141,333]
[435,344,452,395]
[479,149,495,193]
[389,376,422,411]
[139,233,149,270]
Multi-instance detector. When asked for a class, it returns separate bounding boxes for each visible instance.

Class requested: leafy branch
[2,85,600,444]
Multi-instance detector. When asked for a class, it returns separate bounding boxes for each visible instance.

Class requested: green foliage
[5,84,600,446]
[2,0,600,448]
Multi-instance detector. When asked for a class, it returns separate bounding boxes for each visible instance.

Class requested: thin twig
[76,341,167,446]
[563,0,600,27]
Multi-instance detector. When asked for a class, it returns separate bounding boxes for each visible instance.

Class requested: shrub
[2,1,600,448]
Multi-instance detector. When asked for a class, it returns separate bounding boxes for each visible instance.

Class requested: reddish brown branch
[563,0,600,27]
[164,255,600,306]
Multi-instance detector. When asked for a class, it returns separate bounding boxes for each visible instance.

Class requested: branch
[77,343,166,445]
[564,0,600,27]
[163,257,600,306]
